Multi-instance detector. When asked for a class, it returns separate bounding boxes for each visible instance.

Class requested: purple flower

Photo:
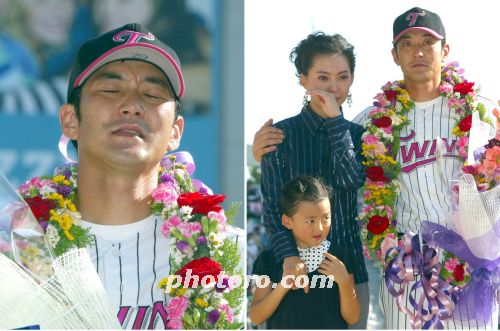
[160,173,174,184]
[57,185,72,198]
[207,310,220,325]
[215,277,230,293]
[176,240,189,251]
[196,236,208,245]
[197,186,208,194]
[39,220,48,232]
[391,220,397,227]
[63,170,72,180]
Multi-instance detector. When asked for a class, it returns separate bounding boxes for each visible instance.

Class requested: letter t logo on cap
[406,10,425,26]
[113,30,155,44]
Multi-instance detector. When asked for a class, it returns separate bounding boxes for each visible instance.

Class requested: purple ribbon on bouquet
[161,151,213,194]
[384,232,458,329]
[422,221,500,326]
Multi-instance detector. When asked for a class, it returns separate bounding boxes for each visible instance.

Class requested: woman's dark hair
[289,31,356,78]
[280,176,331,217]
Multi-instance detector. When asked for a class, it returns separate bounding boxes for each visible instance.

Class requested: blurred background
[0,0,244,227]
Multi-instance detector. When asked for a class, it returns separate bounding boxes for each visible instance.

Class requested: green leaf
[170,228,186,241]
[193,244,211,259]
[209,219,218,233]
[224,202,241,223]
[201,217,210,234]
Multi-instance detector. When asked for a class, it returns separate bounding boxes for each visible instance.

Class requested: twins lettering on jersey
[117,301,168,329]
[399,130,457,173]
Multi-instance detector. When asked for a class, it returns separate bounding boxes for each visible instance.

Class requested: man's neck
[76,162,159,226]
[404,77,441,102]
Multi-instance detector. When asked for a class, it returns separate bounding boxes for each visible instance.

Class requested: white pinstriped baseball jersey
[354,96,498,329]
[82,215,245,329]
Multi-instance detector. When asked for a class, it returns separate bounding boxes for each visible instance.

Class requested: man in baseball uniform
[56,23,243,329]
[352,7,497,330]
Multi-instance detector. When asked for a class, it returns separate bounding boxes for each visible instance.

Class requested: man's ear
[282,215,293,230]
[391,48,400,66]
[59,104,79,140]
[441,43,450,62]
[167,116,184,152]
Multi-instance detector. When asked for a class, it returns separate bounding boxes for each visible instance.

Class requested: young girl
[250,176,360,329]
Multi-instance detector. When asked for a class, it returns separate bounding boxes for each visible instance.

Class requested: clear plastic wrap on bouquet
[453,174,500,261]
[0,172,120,329]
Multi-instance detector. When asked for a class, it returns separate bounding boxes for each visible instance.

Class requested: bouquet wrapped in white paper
[0,172,120,329]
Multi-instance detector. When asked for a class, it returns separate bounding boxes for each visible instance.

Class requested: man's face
[63,60,183,170]
[392,29,449,85]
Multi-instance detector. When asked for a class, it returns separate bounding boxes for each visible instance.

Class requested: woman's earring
[347,92,353,108]
[303,93,310,105]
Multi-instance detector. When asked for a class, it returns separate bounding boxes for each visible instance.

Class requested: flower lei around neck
[358,62,491,275]
[15,153,243,329]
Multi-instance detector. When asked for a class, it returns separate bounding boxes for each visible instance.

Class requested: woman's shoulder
[273,113,303,130]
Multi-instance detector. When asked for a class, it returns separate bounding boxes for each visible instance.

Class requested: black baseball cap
[67,23,185,102]
[393,7,446,44]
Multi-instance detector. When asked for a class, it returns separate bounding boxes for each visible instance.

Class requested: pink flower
[361,205,373,214]
[363,134,380,145]
[445,258,460,272]
[484,146,500,171]
[178,221,202,238]
[208,210,227,224]
[219,303,234,323]
[363,190,371,200]
[167,319,184,329]
[380,233,398,258]
[167,296,189,321]
[439,82,453,94]
[151,182,178,205]
[457,136,469,160]
[383,126,393,135]
[368,106,385,117]
[160,215,182,237]
[386,206,393,219]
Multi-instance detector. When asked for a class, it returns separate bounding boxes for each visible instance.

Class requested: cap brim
[393,27,444,43]
[73,43,185,98]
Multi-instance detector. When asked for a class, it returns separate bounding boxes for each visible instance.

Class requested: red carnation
[367,215,390,234]
[372,116,392,128]
[452,264,465,282]
[177,191,225,215]
[384,90,398,101]
[175,257,223,287]
[24,196,57,222]
[458,114,473,132]
[366,166,389,182]
[453,81,475,95]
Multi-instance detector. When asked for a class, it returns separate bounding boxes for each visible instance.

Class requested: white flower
[390,114,402,126]
[46,224,60,248]
[179,206,193,216]
[208,233,223,248]
[40,186,56,197]
[171,249,183,265]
